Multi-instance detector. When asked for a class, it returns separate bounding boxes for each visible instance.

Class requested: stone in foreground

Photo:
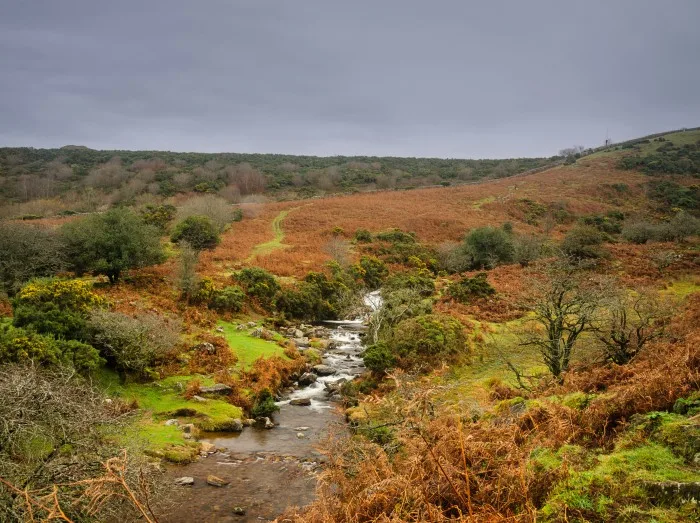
[174,476,194,486]
[206,474,230,487]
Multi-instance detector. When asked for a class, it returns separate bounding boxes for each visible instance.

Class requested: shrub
[236,267,280,309]
[139,204,176,231]
[61,208,164,283]
[463,227,515,269]
[0,222,66,296]
[208,285,245,312]
[665,210,700,241]
[447,273,495,303]
[88,310,180,379]
[580,213,623,235]
[514,234,546,267]
[250,388,279,418]
[275,283,327,322]
[0,325,102,373]
[354,228,372,243]
[384,270,435,297]
[390,314,467,369]
[561,225,606,259]
[375,229,416,244]
[621,221,660,244]
[170,215,220,250]
[350,256,388,290]
[362,342,396,374]
[12,278,104,340]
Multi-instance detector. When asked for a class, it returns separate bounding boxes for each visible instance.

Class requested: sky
[1,1,699,158]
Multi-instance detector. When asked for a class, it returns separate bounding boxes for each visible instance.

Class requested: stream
[165,291,381,522]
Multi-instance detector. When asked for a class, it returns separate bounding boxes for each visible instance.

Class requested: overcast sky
[1,1,698,158]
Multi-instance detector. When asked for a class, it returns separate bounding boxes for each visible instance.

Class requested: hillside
[0,145,555,218]
[0,129,699,522]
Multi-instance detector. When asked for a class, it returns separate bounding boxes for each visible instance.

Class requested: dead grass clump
[187,334,237,374]
[241,355,306,395]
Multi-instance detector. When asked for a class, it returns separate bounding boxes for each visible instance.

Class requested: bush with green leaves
[664,210,700,241]
[350,256,388,290]
[12,278,104,340]
[462,226,515,269]
[250,388,279,418]
[362,341,396,374]
[61,208,164,283]
[0,222,66,297]
[208,285,245,312]
[88,310,180,379]
[561,225,607,259]
[621,221,661,244]
[389,314,467,370]
[0,324,102,373]
[354,228,372,243]
[383,270,435,297]
[139,204,176,231]
[235,267,280,309]
[513,234,546,267]
[580,213,624,235]
[447,273,495,303]
[170,215,220,250]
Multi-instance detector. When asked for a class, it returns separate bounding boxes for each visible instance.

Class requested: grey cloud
[1,0,699,157]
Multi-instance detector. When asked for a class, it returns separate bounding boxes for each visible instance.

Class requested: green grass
[248,208,295,259]
[661,276,700,300]
[97,369,243,460]
[218,320,288,368]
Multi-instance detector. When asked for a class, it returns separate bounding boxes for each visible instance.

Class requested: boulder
[312,364,336,376]
[293,328,304,338]
[206,475,230,487]
[243,418,256,427]
[325,378,347,394]
[200,442,216,453]
[293,337,310,348]
[298,372,317,386]
[164,419,179,427]
[174,476,194,486]
[232,507,246,516]
[297,432,305,439]
[254,416,275,429]
[289,398,311,406]
[294,426,310,431]
[228,419,244,432]
[193,342,216,355]
[200,383,233,395]
[646,481,700,505]
[191,395,207,403]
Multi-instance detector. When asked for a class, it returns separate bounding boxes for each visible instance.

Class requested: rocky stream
[165,291,381,522]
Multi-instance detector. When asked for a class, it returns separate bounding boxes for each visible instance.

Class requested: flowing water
[165,291,381,522]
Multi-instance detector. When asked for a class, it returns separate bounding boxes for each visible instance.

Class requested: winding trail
[246,208,296,261]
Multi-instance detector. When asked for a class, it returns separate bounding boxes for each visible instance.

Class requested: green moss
[630,411,700,462]
[541,443,700,521]
[98,369,242,460]
[217,320,288,368]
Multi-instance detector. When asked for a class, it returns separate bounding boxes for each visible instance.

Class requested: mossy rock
[146,442,200,464]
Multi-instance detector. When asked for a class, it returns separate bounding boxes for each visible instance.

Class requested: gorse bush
[208,285,245,313]
[354,228,372,243]
[171,215,220,250]
[235,267,280,309]
[12,278,104,340]
[447,272,495,303]
[383,270,435,297]
[350,256,388,290]
[0,324,102,373]
[61,208,164,283]
[389,314,467,370]
[362,341,396,374]
[139,204,176,231]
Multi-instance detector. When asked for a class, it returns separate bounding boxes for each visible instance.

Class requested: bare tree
[324,237,352,266]
[521,262,607,380]
[595,291,672,364]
